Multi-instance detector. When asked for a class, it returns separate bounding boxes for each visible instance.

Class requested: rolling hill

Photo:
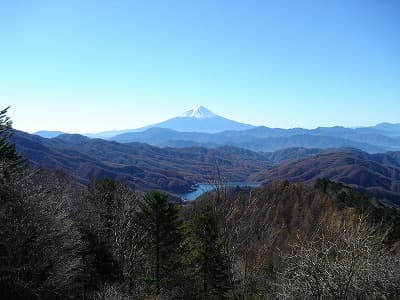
[34,130,66,138]
[10,130,271,194]
[12,130,400,205]
[251,148,400,205]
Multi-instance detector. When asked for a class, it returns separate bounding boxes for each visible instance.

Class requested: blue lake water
[180,182,261,201]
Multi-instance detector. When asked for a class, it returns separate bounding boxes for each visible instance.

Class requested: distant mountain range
[75,105,254,139]
[34,130,66,138]
[34,106,400,153]
[110,126,400,153]
[10,130,400,205]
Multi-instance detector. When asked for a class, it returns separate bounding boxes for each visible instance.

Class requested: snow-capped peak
[179,105,216,119]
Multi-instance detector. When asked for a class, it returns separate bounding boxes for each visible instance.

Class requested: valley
[24,106,400,204]
[180,182,261,201]
[11,128,400,205]
[11,130,272,194]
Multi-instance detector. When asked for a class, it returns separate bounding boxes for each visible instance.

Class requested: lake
[180,182,261,201]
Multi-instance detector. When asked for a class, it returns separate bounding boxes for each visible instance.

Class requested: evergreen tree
[135,191,182,296]
[183,200,231,300]
[0,108,82,299]
[0,106,26,181]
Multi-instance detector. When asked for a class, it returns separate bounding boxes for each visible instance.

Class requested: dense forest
[1,107,400,299]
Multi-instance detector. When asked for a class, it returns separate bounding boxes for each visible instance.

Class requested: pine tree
[183,200,231,300]
[0,108,82,299]
[135,191,182,296]
[0,106,26,181]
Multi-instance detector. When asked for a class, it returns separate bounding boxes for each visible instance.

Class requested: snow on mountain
[44,106,255,139]
[99,105,254,136]
[179,105,217,119]
[134,105,255,133]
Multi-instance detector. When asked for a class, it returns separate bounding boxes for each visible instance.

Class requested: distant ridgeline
[34,106,400,153]
[11,129,400,206]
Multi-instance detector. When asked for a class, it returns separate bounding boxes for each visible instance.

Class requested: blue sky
[1,0,399,133]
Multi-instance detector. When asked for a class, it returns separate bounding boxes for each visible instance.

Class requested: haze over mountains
[34,105,400,153]
[83,105,254,139]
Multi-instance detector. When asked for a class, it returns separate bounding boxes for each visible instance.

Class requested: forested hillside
[252,149,400,206]
[10,129,272,194]
[12,128,400,205]
[1,108,400,299]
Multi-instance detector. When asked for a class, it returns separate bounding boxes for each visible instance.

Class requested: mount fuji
[179,105,217,119]
[135,105,254,133]
[84,105,254,139]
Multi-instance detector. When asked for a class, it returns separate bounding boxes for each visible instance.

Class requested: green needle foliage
[183,200,231,300]
[0,107,82,299]
[0,106,26,181]
[135,191,183,297]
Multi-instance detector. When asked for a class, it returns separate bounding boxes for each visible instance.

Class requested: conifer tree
[135,191,182,296]
[0,107,83,299]
[0,106,26,181]
[183,200,231,300]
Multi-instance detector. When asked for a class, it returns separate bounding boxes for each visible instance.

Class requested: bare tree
[109,185,144,292]
[83,179,146,297]
[278,216,400,299]
[205,158,229,205]
[219,190,284,300]
[0,170,84,299]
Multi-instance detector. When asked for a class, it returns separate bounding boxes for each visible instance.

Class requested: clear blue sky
[1,0,399,133]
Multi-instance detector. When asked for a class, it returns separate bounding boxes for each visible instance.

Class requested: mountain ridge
[10,130,400,205]
[111,126,399,153]
[10,130,272,194]
[33,106,400,153]
[251,148,400,206]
